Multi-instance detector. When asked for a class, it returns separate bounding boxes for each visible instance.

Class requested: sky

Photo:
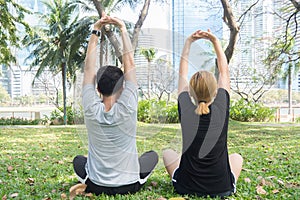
[114,2,170,29]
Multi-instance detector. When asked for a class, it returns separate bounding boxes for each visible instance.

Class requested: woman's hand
[191,29,218,43]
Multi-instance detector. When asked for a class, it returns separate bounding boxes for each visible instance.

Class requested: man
[72,15,158,195]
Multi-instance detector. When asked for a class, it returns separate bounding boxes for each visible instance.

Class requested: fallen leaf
[27,178,35,184]
[60,193,67,199]
[51,189,56,193]
[169,198,186,200]
[7,166,13,173]
[272,189,280,194]
[156,197,167,200]
[277,179,284,185]
[264,180,273,186]
[151,181,158,187]
[2,195,7,200]
[10,193,18,198]
[285,182,300,189]
[256,186,267,195]
[255,196,263,200]
[266,176,276,179]
[69,183,87,200]
[85,193,93,197]
[260,178,266,186]
[244,177,251,183]
[57,160,64,164]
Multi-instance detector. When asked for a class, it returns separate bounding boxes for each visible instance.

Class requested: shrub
[138,100,178,123]
[0,117,40,125]
[43,106,84,125]
[230,99,275,122]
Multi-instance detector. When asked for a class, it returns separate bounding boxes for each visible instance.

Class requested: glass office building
[171,0,223,77]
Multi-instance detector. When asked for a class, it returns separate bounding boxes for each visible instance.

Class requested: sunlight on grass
[0,122,299,199]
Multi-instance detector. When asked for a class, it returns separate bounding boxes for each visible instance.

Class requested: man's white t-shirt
[82,81,140,187]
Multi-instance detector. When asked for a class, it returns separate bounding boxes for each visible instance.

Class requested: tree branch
[131,0,151,50]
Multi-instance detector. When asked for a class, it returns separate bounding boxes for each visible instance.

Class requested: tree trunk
[148,61,150,98]
[290,0,300,11]
[220,0,240,63]
[100,34,105,67]
[288,63,292,115]
[131,0,151,50]
[62,62,67,125]
[92,0,151,60]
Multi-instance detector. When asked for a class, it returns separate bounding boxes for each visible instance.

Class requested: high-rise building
[171,0,223,77]
[231,0,300,92]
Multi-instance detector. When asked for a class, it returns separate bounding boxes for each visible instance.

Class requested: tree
[89,0,152,62]
[280,0,300,64]
[265,33,300,115]
[140,47,156,98]
[23,0,92,125]
[151,55,177,101]
[230,63,280,103]
[0,0,30,67]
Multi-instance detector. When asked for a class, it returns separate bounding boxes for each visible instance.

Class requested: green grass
[0,121,299,199]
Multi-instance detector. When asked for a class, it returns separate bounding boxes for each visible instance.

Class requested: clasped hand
[93,14,126,31]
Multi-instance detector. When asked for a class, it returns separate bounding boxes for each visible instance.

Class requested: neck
[103,95,117,112]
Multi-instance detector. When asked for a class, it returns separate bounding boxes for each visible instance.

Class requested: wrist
[91,30,101,37]
[119,26,127,32]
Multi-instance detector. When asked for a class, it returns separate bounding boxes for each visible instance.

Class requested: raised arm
[83,15,107,86]
[178,33,198,94]
[194,30,230,92]
[108,17,136,84]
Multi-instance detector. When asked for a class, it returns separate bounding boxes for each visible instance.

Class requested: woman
[163,29,243,198]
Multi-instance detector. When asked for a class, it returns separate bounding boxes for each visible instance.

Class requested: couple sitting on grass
[71,14,243,199]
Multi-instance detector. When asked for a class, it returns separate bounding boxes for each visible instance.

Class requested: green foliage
[0,0,30,66]
[0,84,10,104]
[230,99,275,122]
[0,117,40,125]
[43,106,84,125]
[138,100,178,123]
[139,47,156,62]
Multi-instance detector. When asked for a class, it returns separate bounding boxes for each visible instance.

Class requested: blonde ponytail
[195,102,210,115]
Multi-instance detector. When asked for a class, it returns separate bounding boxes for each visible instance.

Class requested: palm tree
[24,0,93,125]
[140,48,156,98]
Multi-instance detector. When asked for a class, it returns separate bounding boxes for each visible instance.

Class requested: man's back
[82,81,139,187]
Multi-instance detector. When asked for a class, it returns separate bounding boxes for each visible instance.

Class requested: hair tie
[199,100,206,103]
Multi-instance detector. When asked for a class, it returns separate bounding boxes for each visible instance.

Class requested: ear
[96,87,101,94]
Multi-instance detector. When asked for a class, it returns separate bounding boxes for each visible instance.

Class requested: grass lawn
[0,121,299,199]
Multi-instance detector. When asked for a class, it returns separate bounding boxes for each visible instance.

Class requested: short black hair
[96,65,124,96]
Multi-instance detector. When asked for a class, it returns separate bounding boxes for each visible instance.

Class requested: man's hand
[99,16,126,32]
[93,15,110,31]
